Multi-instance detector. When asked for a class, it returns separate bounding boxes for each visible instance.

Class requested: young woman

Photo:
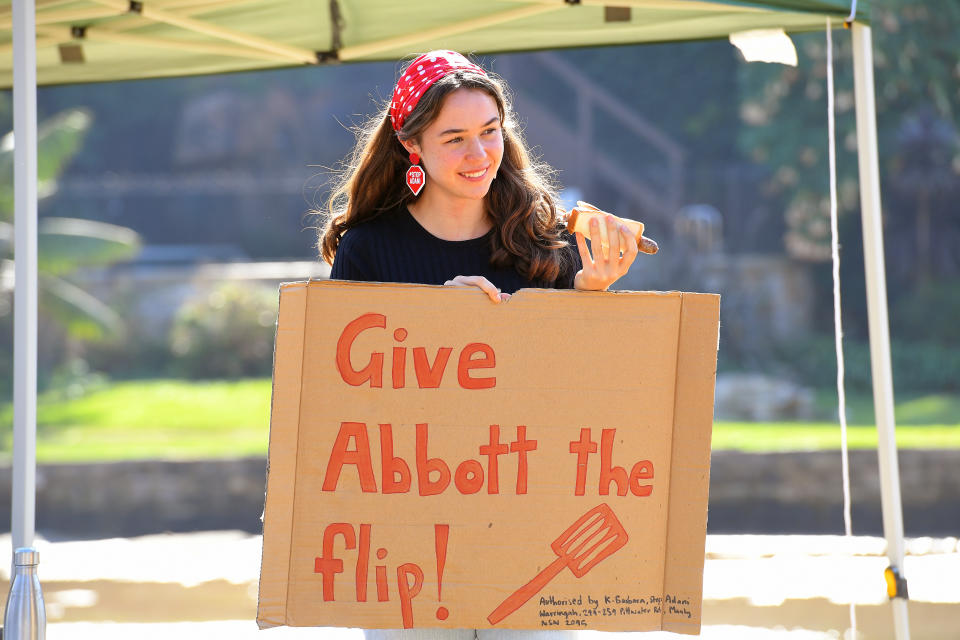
[320,50,640,299]
[319,50,638,640]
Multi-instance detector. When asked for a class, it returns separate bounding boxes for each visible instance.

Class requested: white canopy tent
[6,1,908,637]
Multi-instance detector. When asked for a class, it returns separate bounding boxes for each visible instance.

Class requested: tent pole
[851,22,910,640]
[13,0,39,555]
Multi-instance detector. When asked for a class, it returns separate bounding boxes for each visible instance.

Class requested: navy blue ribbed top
[330,206,579,293]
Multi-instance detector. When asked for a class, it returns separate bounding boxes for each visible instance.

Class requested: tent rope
[826,17,857,640]
[844,0,859,28]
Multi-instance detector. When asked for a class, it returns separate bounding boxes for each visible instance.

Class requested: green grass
[0,379,272,462]
[0,380,956,461]
[715,391,960,451]
[712,422,960,452]
[813,389,960,425]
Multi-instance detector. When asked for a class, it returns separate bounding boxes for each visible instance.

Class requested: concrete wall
[2,451,956,539]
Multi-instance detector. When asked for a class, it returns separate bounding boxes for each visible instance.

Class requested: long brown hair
[319,63,577,284]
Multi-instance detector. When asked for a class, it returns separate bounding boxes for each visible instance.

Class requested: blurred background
[0,0,957,637]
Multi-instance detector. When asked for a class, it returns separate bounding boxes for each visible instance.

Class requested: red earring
[406,152,425,196]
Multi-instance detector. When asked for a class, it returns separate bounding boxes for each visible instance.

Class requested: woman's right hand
[573,214,639,291]
[444,275,510,303]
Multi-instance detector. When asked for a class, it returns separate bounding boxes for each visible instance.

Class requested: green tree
[736,0,960,267]
[736,0,960,350]
[0,108,141,341]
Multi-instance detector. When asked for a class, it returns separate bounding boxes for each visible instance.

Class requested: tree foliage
[0,108,141,341]
[736,0,960,271]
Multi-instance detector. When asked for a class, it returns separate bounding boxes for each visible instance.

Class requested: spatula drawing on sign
[487,503,629,625]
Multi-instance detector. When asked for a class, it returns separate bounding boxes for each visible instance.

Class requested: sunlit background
[0,0,957,637]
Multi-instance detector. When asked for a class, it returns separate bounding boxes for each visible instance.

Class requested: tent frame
[87,0,317,63]
[12,0,38,563]
[851,22,909,639]
[9,3,910,639]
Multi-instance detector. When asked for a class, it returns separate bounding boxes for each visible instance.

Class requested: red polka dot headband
[389,50,487,133]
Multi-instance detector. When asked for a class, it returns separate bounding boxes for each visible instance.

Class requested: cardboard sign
[258,281,719,634]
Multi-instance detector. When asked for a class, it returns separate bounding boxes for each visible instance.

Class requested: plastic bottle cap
[13,547,39,566]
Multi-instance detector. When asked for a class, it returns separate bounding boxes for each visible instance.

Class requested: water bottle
[2,547,45,640]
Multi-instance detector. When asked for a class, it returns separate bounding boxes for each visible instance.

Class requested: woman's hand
[444,275,511,303]
[573,214,640,291]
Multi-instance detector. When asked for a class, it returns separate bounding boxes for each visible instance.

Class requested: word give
[337,313,496,390]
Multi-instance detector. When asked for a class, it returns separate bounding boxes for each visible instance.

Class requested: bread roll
[566,201,659,255]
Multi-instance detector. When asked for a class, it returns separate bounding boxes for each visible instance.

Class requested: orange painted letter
[413,347,453,388]
[479,425,508,494]
[629,460,654,496]
[599,428,628,496]
[457,343,496,389]
[380,424,411,494]
[323,422,377,492]
[397,563,424,628]
[313,523,356,601]
[416,423,450,495]
[569,428,597,496]
[510,425,537,495]
[336,313,386,387]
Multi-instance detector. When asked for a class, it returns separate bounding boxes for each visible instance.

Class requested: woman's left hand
[573,214,639,291]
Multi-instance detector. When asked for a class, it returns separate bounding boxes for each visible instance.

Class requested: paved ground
[0,532,956,639]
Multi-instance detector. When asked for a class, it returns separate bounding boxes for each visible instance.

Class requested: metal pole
[851,22,910,640]
[13,0,39,554]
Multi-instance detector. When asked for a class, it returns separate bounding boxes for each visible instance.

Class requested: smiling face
[402,88,504,205]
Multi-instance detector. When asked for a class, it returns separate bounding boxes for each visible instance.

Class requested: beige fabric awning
[0,0,869,88]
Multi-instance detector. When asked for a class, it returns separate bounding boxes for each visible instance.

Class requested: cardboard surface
[258,281,720,633]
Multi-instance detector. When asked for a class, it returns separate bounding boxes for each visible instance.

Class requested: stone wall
[708,450,960,535]
[1,451,956,539]
[20,458,268,538]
